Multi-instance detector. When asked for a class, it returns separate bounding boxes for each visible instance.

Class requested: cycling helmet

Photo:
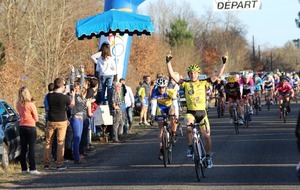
[280,76,288,82]
[187,64,201,72]
[243,73,250,78]
[227,76,236,83]
[156,77,168,87]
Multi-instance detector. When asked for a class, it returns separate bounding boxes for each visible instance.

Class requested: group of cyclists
[211,71,298,125]
[147,51,299,170]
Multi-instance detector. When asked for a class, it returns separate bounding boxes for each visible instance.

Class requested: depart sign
[213,0,262,11]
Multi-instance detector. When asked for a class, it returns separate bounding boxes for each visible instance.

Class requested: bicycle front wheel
[283,107,287,124]
[193,141,201,182]
[168,142,172,164]
[162,132,169,167]
[244,106,249,128]
[233,110,239,134]
[217,99,221,118]
[255,98,259,115]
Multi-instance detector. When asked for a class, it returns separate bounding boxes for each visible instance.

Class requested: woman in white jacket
[91,41,116,104]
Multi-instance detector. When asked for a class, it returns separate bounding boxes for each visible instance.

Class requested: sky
[139,0,300,49]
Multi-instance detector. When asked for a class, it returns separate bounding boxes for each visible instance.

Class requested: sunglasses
[158,86,166,89]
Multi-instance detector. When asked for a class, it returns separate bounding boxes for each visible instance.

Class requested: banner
[213,0,262,12]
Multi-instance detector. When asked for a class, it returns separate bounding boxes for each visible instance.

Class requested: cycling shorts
[278,91,291,99]
[185,110,210,131]
[228,97,240,102]
[242,89,251,97]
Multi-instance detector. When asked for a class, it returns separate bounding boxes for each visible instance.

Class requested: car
[0,100,21,169]
[185,74,207,81]
[178,88,186,108]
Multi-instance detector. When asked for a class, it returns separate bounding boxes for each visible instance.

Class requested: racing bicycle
[243,96,251,128]
[279,97,288,124]
[253,94,260,115]
[187,121,208,182]
[232,102,239,134]
[215,93,224,118]
[156,115,173,167]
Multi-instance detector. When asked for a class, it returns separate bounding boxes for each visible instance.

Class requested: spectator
[69,65,92,164]
[111,82,124,142]
[84,77,98,152]
[43,83,57,161]
[138,75,151,126]
[119,78,135,133]
[91,41,116,105]
[43,77,75,170]
[16,86,40,175]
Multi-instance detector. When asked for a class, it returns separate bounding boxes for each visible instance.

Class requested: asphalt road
[12,102,300,190]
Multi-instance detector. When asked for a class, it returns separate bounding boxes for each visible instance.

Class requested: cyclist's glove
[166,55,172,63]
[222,55,228,64]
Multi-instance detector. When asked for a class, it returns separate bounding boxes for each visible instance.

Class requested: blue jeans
[70,117,83,161]
[99,75,114,104]
[19,126,37,171]
[124,106,133,133]
[79,118,89,155]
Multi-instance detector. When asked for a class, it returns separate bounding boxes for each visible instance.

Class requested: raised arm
[166,53,182,84]
[211,55,227,83]
[90,51,102,64]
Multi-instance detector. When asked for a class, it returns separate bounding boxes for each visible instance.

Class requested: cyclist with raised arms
[150,77,179,161]
[274,76,294,114]
[225,76,243,125]
[166,51,227,169]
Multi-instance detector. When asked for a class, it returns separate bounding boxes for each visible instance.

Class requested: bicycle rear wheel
[162,132,169,167]
[267,99,270,111]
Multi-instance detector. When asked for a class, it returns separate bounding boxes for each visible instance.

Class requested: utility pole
[270,52,273,72]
